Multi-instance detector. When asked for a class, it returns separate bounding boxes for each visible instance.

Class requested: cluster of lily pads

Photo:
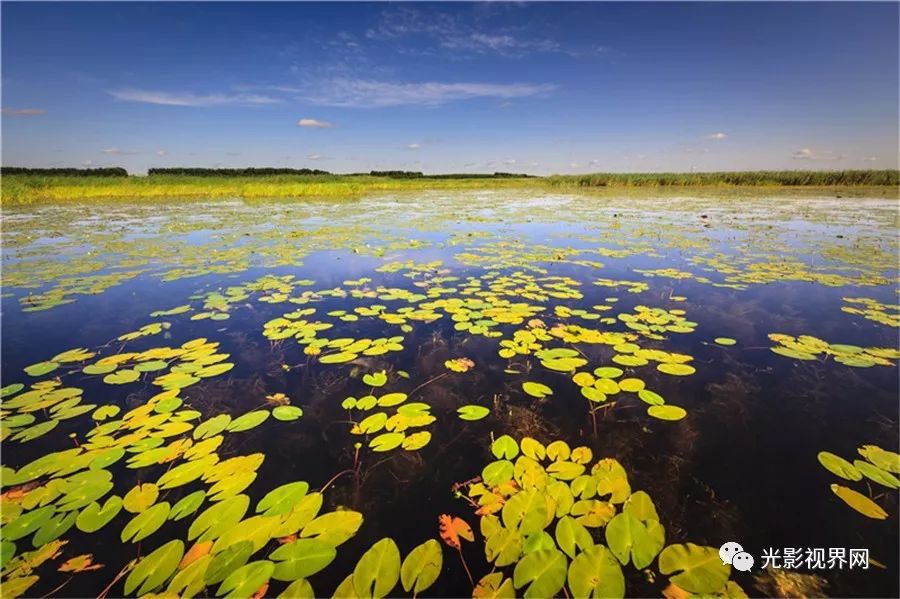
[458,435,746,598]
[345,370,434,452]
[768,334,899,367]
[817,445,900,520]
[840,296,900,328]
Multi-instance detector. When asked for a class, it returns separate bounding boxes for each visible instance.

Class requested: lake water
[1,191,898,598]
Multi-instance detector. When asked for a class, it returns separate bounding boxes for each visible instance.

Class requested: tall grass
[546,170,900,188]
[2,170,897,205]
[0,174,536,205]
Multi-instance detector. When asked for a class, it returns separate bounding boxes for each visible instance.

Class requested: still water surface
[1,191,898,598]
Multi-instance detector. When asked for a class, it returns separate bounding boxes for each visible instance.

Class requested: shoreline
[2,172,898,205]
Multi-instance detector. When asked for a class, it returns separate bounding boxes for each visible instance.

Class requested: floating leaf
[279,578,315,599]
[362,371,387,387]
[270,538,336,581]
[647,405,687,421]
[513,549,567,598]
[858,445,900,473]
[273,406,303,421]
[76,496,123,533]
[194,414,232,440]
[458,405,490,421]
[817,451,862,481]
[121,501,170,542]
[656,363,696,376]
[24,361,58,377]
[400,539,442,594]
[830,484,888,519]
[226,410,270,433]
[352,538,401,599]
[301,510,363,545]
[438,514,474,550]
[256,482,309,517]
[492,435,519,459]
[170,490,207,521]
[638,389,665,406]
[1,383,25,397]
[658,543,730,595]
[103,369,141,385]
[123,483,159,513]
[567,545,625,599]
[853,460,900,489]
[605,512,664,568]
[714,337,736,346]
[217,560,274,598]
[473,573,515,599]
[370,432,405,452]
[402,431,431,451]
[124,539,184,596]
[522,381,552,399]
[189,495,250,541]
[58,553,103,573]
[555,516,593,559]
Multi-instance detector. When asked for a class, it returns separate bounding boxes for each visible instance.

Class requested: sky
[2,2,898,175]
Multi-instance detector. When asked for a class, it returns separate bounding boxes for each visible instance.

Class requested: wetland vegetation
[1,190,898,598]
[2,169,896,205]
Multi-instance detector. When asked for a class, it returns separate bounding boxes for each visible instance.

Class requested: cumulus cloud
[2,107,46,116]
[297,118,334,128]
[406,143,421,150]
[705,132,728,140]
[792,148,845,161]
[156,150,168,156]
[303,79,556,108]
[109,89,280,107]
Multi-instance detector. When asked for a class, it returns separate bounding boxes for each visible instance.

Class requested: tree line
[1,167,128,177]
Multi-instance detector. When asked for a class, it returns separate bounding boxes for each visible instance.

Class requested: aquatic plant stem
[408,372,450,398]
[457,546,474,587]
[96,563,132,599]
[41,576,72,598]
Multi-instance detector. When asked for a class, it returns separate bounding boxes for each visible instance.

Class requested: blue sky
[2,2,897,174]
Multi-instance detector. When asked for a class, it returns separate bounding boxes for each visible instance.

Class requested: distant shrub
[369,170,424,178]
[147,168,331,176]
[1,167,128,177]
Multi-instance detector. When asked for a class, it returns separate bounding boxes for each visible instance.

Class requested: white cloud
[156,150,168,156]
[304,79,555,108]
[792,148,845,161]
[363,6,601,58]
[503,159,517,165]
[101,147,138,155]
[862,156,878,162]
[705,132,728,140]
[406,143,421,150]
[2,107,46,116]
[297,118,334,128]
[307,153,326,160]
[82,160,93,166]
[109,89,280,107]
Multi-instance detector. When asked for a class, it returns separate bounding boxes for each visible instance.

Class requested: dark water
[1,192,898,598]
